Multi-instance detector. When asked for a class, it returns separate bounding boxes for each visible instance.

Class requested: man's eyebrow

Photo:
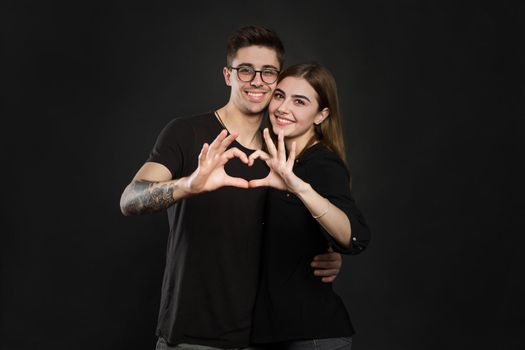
[235,63,279,70]
[235,63,254,67]
[262,65,279,70]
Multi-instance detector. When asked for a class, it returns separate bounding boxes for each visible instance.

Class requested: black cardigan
[251,143,371,343]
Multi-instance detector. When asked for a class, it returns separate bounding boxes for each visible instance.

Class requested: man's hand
[186,129,250,194]
[120,130,249,216]
[311,246,342,283]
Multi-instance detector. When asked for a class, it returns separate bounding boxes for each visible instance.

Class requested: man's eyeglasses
[229,66,280,84]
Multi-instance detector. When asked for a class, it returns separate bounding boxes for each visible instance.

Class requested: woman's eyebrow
[291,94,310,102]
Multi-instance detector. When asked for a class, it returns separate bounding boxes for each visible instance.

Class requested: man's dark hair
[226,25,285,69]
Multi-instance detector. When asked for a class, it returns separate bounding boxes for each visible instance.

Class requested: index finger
[208,129,229,152]
[286,141,296,168]
[218,131,239,153]
[263,128,278,157]
[310,260,341,269]
[278,130,286,161]
[313,251,342,262]
[223,147,248,164]
[248,150,270,166]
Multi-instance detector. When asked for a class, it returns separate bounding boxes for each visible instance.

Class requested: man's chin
[244,105,267,116]
[235,98,270,116]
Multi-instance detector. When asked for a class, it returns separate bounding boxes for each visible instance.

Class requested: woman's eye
[273,93,284,99]
[294,99,305,105]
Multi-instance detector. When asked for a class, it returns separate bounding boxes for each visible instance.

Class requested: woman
[248,63,371,349]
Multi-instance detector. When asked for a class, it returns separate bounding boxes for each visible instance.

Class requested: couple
[120,26,371,350]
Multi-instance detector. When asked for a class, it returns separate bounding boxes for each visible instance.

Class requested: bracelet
[312,201,330,219]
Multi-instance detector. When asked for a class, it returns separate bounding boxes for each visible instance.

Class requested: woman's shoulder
[301,143,347,172]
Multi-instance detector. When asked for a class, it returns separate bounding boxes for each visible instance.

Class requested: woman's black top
[251,143,371,343]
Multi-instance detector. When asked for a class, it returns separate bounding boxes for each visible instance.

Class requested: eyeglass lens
[235,67,278,84]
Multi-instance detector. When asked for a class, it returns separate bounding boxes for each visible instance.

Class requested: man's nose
[250,71,264,86]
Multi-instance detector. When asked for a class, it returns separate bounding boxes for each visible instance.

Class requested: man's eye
[262,69,278,77]
[238,67,253,74]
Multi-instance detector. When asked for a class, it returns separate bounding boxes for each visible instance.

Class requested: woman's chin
[271,124,288,136]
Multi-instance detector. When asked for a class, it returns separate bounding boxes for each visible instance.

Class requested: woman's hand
[248,128,307,194]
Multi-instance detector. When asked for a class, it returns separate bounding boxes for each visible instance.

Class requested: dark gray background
[2,1,524,349]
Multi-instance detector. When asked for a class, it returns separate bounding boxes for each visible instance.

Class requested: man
[120,26,342,349]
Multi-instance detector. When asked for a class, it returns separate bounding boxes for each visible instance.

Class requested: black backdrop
[2,1,524,349]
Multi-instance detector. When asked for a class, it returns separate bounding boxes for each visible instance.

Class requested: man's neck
[216,105,264,150]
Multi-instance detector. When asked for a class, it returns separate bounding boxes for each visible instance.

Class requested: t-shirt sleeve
[146,118,190,179]
[307,153,371,255]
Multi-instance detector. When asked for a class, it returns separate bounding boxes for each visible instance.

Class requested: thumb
[224,176,249,189]
[249,178,269,188]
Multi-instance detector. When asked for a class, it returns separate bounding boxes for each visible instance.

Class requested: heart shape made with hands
[194,128,303,193]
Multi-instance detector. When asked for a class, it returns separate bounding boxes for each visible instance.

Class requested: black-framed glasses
[229,66,280,84]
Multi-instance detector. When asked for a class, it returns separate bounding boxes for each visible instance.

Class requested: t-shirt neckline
[211,110,260,152]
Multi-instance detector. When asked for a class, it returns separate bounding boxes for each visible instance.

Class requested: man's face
[224,46,280,116]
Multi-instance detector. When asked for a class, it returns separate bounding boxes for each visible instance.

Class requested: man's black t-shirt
[251,143,371,343]
[147,112,269,348]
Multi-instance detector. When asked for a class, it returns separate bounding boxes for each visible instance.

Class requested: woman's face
[268,76,327,148]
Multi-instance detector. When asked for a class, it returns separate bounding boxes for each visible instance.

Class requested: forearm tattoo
[123,180,176,215]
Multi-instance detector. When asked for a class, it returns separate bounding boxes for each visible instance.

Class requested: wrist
[178,176,200,197]
[312,200,330,220]
[293,182,312,198]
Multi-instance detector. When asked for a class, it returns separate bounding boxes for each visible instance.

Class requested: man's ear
[314,107,330,125]
[223,67,232,86]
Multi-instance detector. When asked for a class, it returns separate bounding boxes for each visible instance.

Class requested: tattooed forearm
[120,180,176,215]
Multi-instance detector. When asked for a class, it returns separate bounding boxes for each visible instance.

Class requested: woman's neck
[285,131,317,157]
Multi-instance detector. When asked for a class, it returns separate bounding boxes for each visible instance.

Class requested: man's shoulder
[165,111,216,129]
[157,111,221,146]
